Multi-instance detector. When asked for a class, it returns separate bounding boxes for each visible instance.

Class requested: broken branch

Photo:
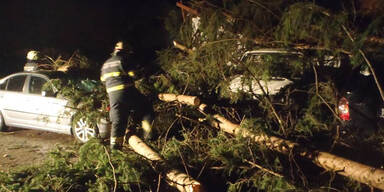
[176,2,199,16]
[244,159,284,178]
[126,134,203,192]
[158,93,201,106]
[173,41,194,54]
[104,146,117,192]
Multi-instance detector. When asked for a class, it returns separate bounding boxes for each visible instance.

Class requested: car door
[26,74,71,133]
[0,74,31,127]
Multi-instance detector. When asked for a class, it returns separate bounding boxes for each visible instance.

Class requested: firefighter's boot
[110,136,124,150]
[141,119,153,141]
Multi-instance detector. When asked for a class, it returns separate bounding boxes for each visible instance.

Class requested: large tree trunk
[158,93,384,190]
[126,135,203,192]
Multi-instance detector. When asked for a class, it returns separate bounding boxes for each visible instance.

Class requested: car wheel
[72,118,97,143]
[0,112,7,132]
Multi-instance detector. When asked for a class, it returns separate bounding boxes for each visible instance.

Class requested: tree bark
[173,41,194,54]
[159,93,384,190]
[158,93,201,106]
[176,2,199,16]
[126,135,203,192]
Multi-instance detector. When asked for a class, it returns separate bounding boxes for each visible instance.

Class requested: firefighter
[24,50,40,71]
[101,41,154,150]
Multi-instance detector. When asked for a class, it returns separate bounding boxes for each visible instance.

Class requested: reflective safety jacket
[100,52,135,93]
[24,61,38,71]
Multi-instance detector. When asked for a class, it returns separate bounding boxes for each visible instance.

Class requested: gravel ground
[0,127,77,172]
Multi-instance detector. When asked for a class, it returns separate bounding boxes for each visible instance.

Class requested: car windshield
[76,79,99,92]
[42,71,101,94]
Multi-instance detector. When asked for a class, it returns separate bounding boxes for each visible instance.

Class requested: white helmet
[26,50,40,61]
[114,41,124,51]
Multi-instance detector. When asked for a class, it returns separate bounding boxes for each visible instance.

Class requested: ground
[0,127,76,172]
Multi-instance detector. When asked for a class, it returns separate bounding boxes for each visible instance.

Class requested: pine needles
[2,0,384,191]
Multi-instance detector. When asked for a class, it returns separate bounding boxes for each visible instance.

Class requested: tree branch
[159,93,384,190]
[312,65,341,122]
[244,159,284,177]
[104,146,117,192]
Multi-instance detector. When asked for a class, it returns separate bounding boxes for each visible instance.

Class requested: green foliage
[227,174,295,192]
[294,81,337,136]
[277,2,347,47]
[208,133,252,174]
[40,51,110,130]
[0,140,155,192]
[207,133,296,191]
[48,77,108,128]
[164,10,183,42]
[156,0,384,191]
[2,1,384,191]
[135,74,179,96]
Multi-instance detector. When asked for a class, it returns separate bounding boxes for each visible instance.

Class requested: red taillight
[338,97,350,121]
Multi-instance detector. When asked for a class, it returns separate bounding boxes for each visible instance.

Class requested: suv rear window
[7,75,26,92]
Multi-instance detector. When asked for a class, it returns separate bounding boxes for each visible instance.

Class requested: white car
[0,70,110,143]
[229,48,343,98]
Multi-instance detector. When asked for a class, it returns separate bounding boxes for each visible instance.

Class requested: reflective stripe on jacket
[100,54,133,93]
[100,71,122,82]
[106,84,133,93]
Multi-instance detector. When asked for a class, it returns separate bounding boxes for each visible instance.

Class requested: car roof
[5,70,67,79]
[2,68,100,82]
[244,48,302,55]
[241,48,303,61]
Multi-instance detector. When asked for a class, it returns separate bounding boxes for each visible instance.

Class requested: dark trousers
[108,87,154,138]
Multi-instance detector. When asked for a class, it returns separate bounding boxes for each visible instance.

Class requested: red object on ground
[338,97,350,121]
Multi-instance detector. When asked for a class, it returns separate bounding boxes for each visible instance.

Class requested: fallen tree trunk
[158,93,201,106]
[159,93,384,190]
[211,114,384,190]
[126,135,203,192]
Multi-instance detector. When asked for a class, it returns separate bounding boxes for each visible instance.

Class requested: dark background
[0,0,178,75]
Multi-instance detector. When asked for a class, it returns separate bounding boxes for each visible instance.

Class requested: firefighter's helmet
[26,50,40,61]
[114,41,124,51]
[113,41,132,55]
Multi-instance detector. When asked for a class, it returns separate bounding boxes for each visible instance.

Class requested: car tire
[0,112,7,132]
[72,118,97,143]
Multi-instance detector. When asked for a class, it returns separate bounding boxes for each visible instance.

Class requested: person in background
[24,50,40,71]
[100,41,154,150]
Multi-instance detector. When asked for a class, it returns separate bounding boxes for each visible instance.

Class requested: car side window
[0,79,7,90]
[29,76,48,95]
[7,75,26,92]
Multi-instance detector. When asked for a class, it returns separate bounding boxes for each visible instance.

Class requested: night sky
[0,0,178,75]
